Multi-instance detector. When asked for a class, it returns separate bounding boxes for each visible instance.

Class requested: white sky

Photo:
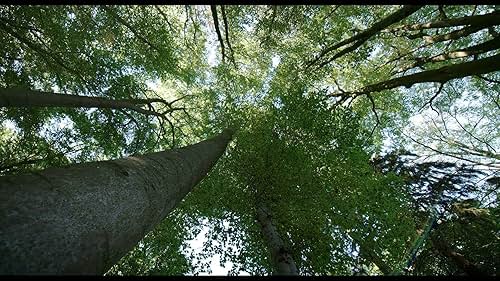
[184,220,250,276]
[2,6,496,275]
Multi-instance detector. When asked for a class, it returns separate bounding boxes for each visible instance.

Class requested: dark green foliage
[0,5,497,276]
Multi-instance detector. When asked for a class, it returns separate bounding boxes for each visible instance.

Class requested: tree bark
[411,36,500,68]
[387,10,500,32]
[334,52,500,97]
[210,5,226,63]
[0,129,234,274]
[0,88,181,117]
[306,5,423,69]
[255,201,299,275]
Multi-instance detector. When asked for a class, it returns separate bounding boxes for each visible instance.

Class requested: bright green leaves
[183,82,417,274]
[106,210,192,275]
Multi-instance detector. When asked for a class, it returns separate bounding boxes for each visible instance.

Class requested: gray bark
[332,52,500,97]
[387,10,500,32]
[255,201,299,275]
[306,5,423,69]
[0,129,234,274]
[0,87,180,117]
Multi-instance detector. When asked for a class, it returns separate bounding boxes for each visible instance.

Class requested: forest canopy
[0,5,498,276]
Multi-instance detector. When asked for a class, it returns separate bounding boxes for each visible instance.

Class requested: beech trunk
[255,201,299,275]
[0,129,234,274]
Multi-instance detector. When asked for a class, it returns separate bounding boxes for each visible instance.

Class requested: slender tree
[255,199,299,275]
[0,88,184,118]
[0,128,234,274]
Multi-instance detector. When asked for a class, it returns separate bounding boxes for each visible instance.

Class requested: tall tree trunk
[0,88,181,117]
[0,129,234,275]
[255,201,299,275]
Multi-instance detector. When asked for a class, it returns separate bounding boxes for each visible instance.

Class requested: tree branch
[403,132,500,169]
[331,53,500,97]
[154,5,175,33]
[419,83,444,114]
[221,5,236,67]
[406,36,500,71]
[385,10,500,33]
[0,18,88,84]
[0,88,184,118]
[102,6,162,53]
[415,23,492,44]
[366,93,380,138]
[210,5,226,63]
[305,5,423,69]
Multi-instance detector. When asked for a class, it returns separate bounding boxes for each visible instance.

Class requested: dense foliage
[0,5,498,275]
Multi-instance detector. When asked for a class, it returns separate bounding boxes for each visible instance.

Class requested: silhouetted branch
[221,5,236,67]
[210,5,226,63]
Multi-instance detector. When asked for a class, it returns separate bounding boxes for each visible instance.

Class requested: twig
[366,93,380,138]
[419,83,444,114]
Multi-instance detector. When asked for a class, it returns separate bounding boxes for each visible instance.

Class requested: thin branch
[419,83,444,114]
[154,5,175,33]
[221,5,236,67]
[470,5,478,16]
[261,5,278,48]
[102,6,162,53]
[366,93,380,138]
[438,5,447,20]
[168,94,193,106]
[323,5,340,21]
[210,5,226,63]
[476,75,500,84]
[403,132,500,169]
[0,18,88,84]
[118,108,140,128]
[449,114,497,153]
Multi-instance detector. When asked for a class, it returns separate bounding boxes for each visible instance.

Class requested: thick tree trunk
[0,88,179,117]
[255,201,299,275]
[0,129,234,274]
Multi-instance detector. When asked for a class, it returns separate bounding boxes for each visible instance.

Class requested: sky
[1,6,497,275]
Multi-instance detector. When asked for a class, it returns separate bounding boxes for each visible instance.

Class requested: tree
[0,5,498,276]
[372,150,499,275]
[0,87,185,118]
[0,129,234,274]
